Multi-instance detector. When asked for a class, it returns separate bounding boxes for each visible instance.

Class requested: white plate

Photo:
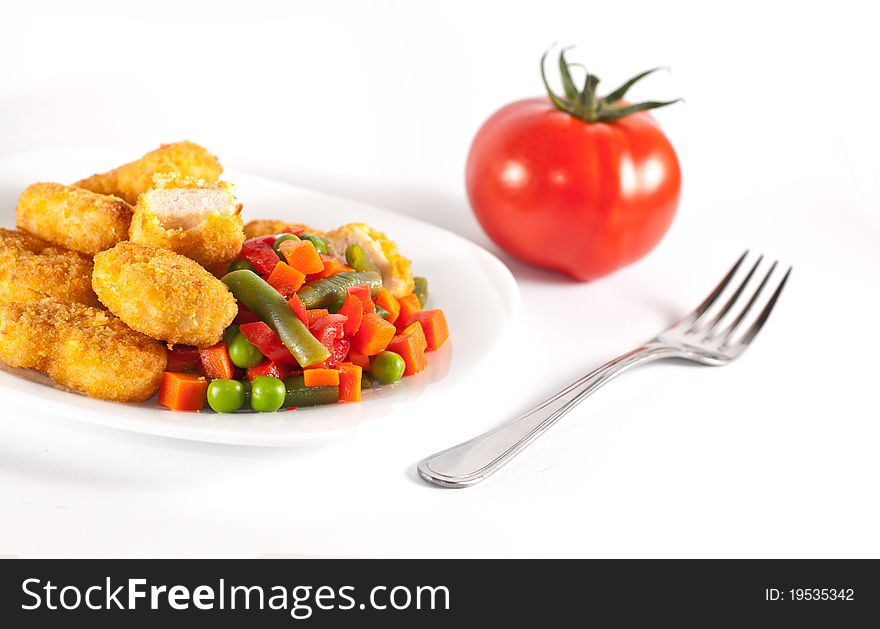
[0,148,520,446]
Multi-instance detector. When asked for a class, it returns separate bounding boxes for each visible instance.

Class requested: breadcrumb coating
[243,219,323,239]
[129,174,244,267]
[0,228,100,307]
[92,242,237,347]
[73,141,222,205]
[16,182,132,256]
[0,300,166,402]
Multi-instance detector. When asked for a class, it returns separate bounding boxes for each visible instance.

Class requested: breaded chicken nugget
[92,242,237,347]
[0,300,166,402]
[16,183,132,256]
[324,223,414,298]
[129,175,244,267]
[0,228,100,307]
[74,141,222,205]
[243,219,323,239]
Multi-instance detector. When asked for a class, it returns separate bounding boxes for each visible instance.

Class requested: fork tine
[734,266,792,347]
[690,250,749,321]
[700,254,763,336]
[720,260,777,341]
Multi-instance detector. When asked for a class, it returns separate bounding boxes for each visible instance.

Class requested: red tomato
[466,55,681,281]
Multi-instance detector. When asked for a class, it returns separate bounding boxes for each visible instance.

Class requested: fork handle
[417,343,674,488]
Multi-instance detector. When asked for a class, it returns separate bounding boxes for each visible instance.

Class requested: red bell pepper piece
[287,293,308,326]
[346,284,375,314]
[252,234,279,246]
[338,293,364,336]
[166,345,201,372]
[238,321,298,365]
[310,314,350,369]
[246,359,296,381]
[233,302,261,324]
[240,238,280,275]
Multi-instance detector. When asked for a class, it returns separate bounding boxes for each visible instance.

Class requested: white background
[1,0,878,557]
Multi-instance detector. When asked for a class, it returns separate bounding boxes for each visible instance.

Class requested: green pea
[301,234,329,255]
[272,233,300,257]
[250,376,286,412]
[223,324,239,346]
[228,331,263,369]
[229,259,257,273]
[345,243,365,270]
[206,379,245,413]
[371,351,405,385]
[345,243,378,272]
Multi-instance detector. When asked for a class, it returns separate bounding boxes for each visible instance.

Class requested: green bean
[375,305,391,320]
[296,271,382,310]
[413,276,429,307]
[222,270,330,367]
[284,375,340,407]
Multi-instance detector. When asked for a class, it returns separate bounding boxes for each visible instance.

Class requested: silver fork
[418,251,791,488]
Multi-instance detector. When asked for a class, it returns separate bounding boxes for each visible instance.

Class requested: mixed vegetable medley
[157,228,448,413]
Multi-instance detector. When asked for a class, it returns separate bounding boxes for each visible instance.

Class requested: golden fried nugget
[243,219,324,239]
[74,141,222,205]
[129,175,244,267]
[0,300,166,402]
[92,242,237,347]
[324,223,414,298]
[16,182,132,256]
[0,228,100,307]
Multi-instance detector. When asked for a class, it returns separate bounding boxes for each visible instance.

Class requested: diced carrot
[266,261,306,298]
[306,255,342,280]
[157,372,208,411]
[346,350,371,371]
[346,284,375,314]
[287,293,308,325]
[387,324,428,376]
[306,308,330,326]
[246,360,295,381]
[373,288,400,324]
[166,345,200,372]
[337,362,362,402]
[198,343,234,379]
[338,293,364,336]
[396,293,421,331]
[351,312,396,356]
[279,239,324,274]
[401,321,428,350]
[339,264,356,272]
[303,368,340,387]
[404,309,449,351]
